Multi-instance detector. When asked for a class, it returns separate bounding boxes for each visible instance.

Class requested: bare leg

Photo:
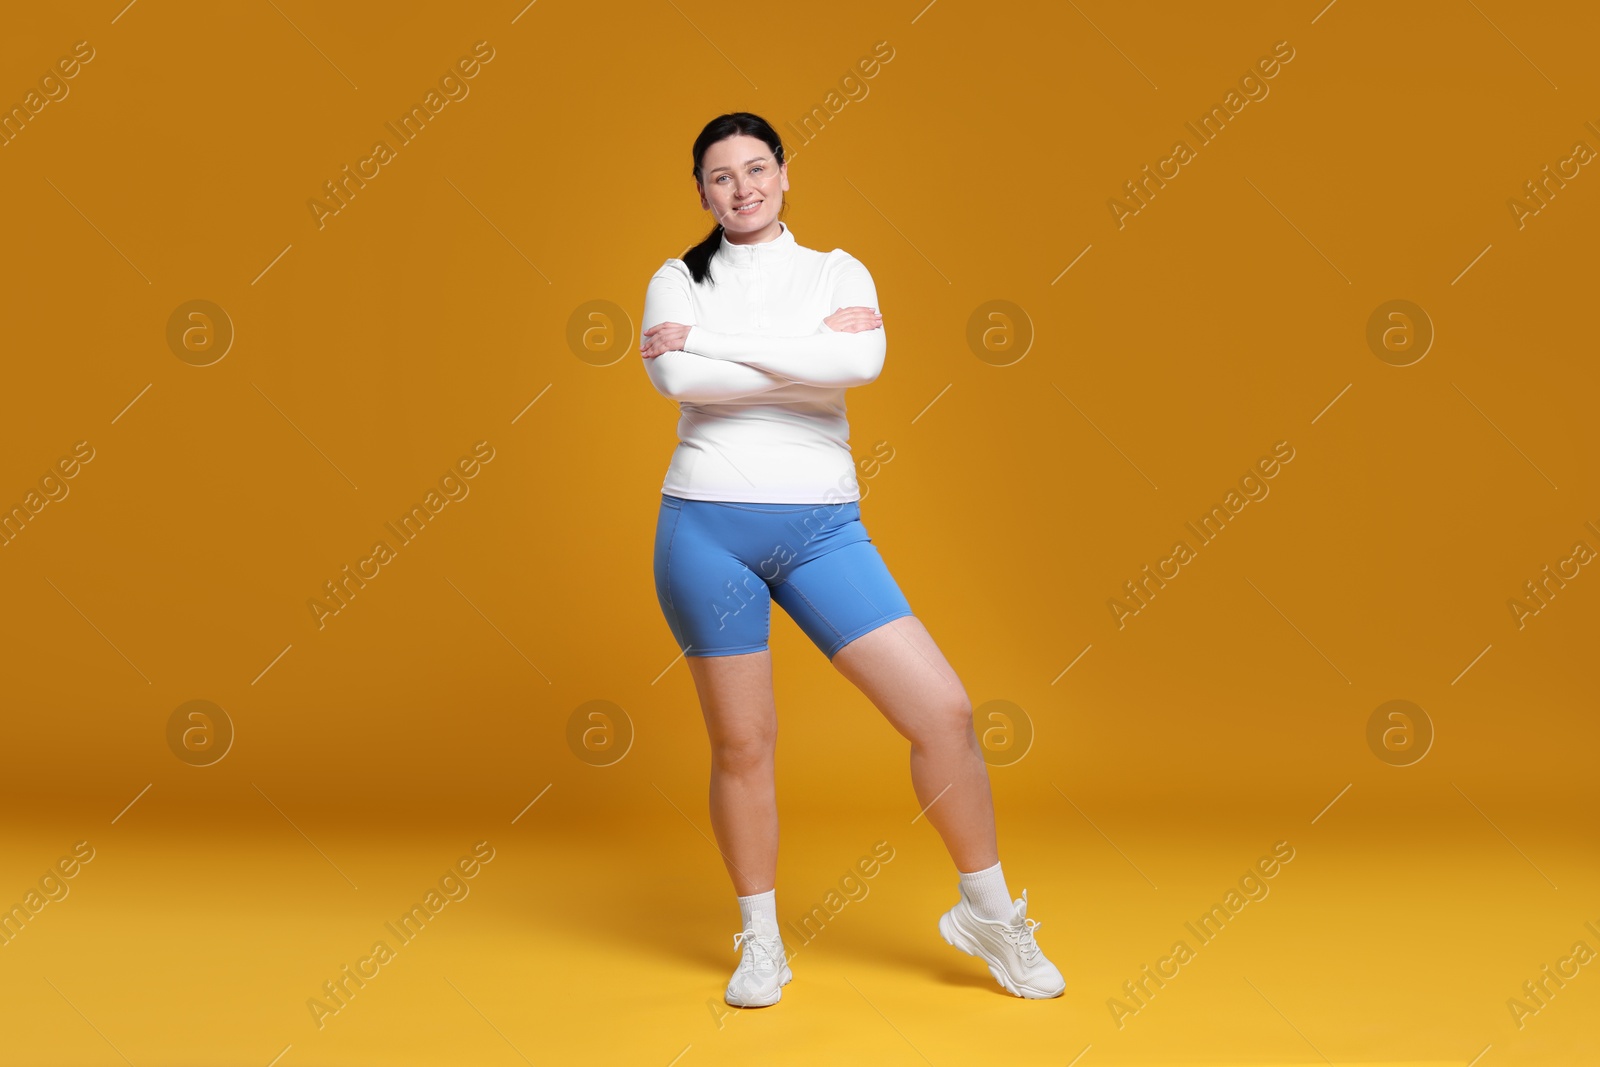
[830,616,999,872]
[685,649,780,896]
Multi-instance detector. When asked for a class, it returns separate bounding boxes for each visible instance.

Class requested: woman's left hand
[640,322,691,359]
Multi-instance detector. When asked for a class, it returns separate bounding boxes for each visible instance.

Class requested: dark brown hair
[683,112,789,285]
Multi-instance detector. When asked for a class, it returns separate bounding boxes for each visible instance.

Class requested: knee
[917,691,975,747]
[711,730,777,774]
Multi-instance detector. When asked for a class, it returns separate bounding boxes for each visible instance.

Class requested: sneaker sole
[939,909,1064,999]
[725,964,794,1007]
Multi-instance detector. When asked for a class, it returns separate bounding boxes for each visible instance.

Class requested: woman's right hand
[823,306,884,333]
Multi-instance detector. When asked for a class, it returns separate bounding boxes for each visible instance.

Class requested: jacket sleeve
[681,252,886,388]
[640,262,795,403]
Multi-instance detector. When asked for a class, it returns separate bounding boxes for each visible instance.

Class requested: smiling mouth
[733,200,763,215]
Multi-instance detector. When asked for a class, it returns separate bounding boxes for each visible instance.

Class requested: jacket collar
[716,221,796,269]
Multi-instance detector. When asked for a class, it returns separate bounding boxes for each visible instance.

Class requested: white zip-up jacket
[640,222,886,503]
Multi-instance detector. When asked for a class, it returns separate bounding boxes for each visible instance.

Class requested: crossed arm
[639,256,886,403]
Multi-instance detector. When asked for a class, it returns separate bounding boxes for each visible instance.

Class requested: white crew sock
[958,860,1015,921]
[737,887,780,938]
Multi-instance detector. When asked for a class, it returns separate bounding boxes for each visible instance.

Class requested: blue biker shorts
[653,493,915,660]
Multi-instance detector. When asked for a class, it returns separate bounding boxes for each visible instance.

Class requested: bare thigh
[830,616,972,740]
[686,649,778,758]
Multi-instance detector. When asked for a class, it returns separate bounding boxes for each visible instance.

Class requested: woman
[639,112,1064,1005]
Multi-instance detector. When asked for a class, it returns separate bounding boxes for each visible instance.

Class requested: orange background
[1,2,1595,1064]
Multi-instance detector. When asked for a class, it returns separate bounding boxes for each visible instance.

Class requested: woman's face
[697,133,788,241]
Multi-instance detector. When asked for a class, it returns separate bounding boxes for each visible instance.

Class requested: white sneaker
[725,918,793,1007]
[938,887,1065,998]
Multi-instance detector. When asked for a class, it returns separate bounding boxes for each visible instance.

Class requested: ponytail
[683,223,723,286]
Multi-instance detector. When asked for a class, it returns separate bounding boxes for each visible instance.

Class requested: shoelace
[1004,917,1044,963]
[732,929,784,976]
